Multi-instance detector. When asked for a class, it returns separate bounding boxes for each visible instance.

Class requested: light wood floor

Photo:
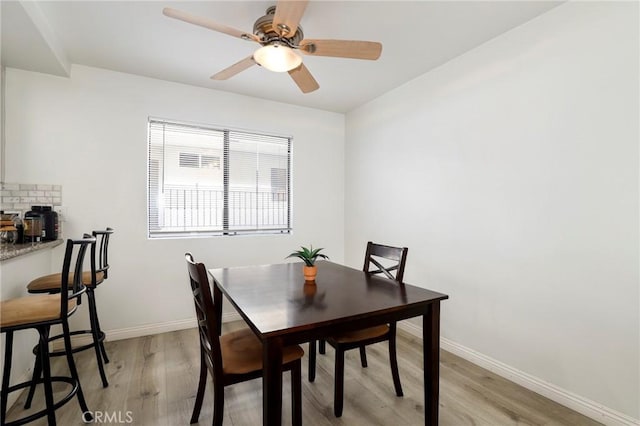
[6,321,600,425]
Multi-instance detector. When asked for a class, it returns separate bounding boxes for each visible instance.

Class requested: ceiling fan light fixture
[253,43,302,72]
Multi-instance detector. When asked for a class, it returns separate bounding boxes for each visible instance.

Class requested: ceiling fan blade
[163,7,259,42]
[288,63,319,94]
[273,1,308,37]
[300,39,382,60]
[211,56,257,80]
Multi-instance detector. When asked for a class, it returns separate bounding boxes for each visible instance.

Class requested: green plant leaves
[285,245,329,266]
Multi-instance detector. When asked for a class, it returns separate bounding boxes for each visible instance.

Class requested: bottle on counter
[26,206,58,241]
[15,221,25,244]
[24,209,43,243]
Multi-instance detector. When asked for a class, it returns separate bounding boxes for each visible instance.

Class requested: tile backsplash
[0,182,63,214]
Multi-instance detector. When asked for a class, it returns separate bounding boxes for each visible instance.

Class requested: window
[148,118,291,238]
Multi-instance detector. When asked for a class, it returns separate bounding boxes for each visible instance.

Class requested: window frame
[147,117,292,239]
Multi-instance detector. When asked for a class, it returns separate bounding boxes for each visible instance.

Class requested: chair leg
[291,360,302,426]
[1,331,14,426]
[190,349,207,424]
[212,381,225,426]
[359,346,368,368]
[39,326,57,425]
[388,326,403,397]
[319,339,326,354]
[62,320,90,414]
[308,340,316,382]
[334,348,345,417]
[87,290,109,387]
[23,347,41,409]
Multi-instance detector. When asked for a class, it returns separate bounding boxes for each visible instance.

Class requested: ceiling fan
[163,1,382,94]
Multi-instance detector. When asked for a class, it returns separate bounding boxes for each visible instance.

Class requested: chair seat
[0,295,76,328]
[329,324,390,344]
[221,328,304,375]
[27,271,105,293]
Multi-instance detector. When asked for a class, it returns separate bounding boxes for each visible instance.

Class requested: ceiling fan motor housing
[253,5,304,45]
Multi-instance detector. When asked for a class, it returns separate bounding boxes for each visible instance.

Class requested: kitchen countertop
[0,239,64,261]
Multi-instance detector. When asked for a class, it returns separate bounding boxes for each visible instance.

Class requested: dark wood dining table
[208,260,448,426]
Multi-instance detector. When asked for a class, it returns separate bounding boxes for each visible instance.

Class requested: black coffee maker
[25,206,59,241]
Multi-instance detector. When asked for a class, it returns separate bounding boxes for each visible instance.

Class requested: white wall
[5,64,345,334]
[346,1,638,422]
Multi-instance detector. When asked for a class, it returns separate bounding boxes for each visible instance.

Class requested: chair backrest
[60,235,96,317]
[92,227,113,280]
[363,241,408,283]
[185,253,223,377]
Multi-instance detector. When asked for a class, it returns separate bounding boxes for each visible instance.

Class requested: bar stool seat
[1,295,76,328]
[27,271,105,293]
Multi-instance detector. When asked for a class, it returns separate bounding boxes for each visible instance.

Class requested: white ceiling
[1,1,562,113]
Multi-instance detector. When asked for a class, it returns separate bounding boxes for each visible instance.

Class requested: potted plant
[286,245,329,282]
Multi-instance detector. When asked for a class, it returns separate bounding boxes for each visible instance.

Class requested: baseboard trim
[52,312,244,350]
[105,312,243,341]
[397,321,639,426]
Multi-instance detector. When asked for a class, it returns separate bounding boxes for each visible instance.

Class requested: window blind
[148,119,291,238]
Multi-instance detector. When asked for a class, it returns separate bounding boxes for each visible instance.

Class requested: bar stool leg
[94,318,109,364]
[99,343,109,364]
[88,289,109,364]
[1,330,14,426]
[62,320,90,414]
[23,350,41,409]
[96,324,109,364]
[39,326,57,425]
[87,289,109,387]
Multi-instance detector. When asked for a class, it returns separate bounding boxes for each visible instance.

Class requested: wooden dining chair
[308,241,408,417]
[185,253,304,426]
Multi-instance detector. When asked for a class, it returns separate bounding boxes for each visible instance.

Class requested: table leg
[423,302,441,426]
[263,337,283,426]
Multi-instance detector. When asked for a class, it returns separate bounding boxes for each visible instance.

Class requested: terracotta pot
[303,265,317,282]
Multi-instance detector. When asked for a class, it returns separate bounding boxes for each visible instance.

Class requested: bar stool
[1,236,95,425]
[24,228,113,407]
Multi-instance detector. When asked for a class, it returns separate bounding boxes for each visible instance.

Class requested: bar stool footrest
[3,376,79,426]
[31,329,106,357]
